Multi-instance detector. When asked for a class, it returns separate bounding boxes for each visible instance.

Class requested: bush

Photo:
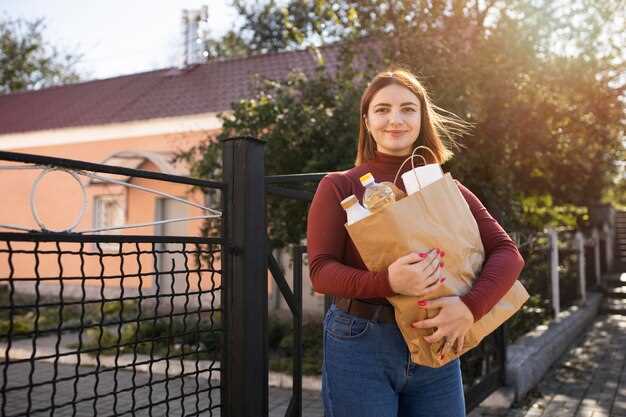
[269,318,323,376]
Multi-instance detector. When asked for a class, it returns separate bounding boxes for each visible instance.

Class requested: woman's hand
[388,249,445,297]
[412,296,475,357]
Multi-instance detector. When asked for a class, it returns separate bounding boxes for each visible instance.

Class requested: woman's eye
[374,107,416,113]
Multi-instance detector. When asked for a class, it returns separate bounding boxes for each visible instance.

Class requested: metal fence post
[603,222,613,272]
[575,231,586,304]
[592,228,601,286]
[548,229,560,317]
[222,136,268,417]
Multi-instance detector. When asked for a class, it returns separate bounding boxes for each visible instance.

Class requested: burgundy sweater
[306,151,525,322]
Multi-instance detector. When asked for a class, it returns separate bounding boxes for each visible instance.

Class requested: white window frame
[93,194,126,252]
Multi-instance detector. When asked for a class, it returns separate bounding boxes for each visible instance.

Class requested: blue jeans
[322,303,466,417]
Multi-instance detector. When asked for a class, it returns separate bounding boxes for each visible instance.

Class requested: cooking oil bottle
[359,172,396,213]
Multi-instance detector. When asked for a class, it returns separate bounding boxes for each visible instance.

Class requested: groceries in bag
[401,163,443,195]
[344,146,529,368]
[359,173,396,213]
[340,195,371,225]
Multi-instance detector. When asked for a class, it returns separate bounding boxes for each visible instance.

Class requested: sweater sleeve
[456,182,525,322]
[306,175,395,298]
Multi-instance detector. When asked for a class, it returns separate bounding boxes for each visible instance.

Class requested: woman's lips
[387,130,408,137]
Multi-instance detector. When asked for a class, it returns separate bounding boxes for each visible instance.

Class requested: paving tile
[502,315,626,417]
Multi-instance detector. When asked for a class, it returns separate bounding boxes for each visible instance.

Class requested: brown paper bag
[345,172,529,368]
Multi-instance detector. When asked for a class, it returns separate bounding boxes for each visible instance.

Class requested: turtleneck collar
[367,150,413,177]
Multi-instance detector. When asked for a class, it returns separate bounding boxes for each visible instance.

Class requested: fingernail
[418,300,427,306]
[440,250,445,257]
[419,252,427,257]
[439,262,444,268]
[440,278,446,283]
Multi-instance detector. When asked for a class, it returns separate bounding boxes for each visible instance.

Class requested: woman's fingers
[415,275,444,298]
[421,250,441,277]
[398,251,427,265]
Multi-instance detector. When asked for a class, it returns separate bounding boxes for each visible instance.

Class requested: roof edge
[0,112,225,151]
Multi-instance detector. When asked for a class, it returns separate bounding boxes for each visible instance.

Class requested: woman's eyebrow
[373,102,419,107]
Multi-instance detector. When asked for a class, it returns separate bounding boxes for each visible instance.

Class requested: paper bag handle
[392,146,439,190]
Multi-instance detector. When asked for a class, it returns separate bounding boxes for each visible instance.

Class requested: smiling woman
[307,68,526,417]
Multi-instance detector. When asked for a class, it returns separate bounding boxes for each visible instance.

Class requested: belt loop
[371,305,383,323]
[347,298,353,313]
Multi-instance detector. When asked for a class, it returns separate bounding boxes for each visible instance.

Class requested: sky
[1,0,240,80]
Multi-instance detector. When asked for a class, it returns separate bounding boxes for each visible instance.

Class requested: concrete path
[0,358,323,417]
[3,299,624,417]
[0,331,324,417]
[497,314,626,417]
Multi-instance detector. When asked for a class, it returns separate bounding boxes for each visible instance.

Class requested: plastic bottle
[359,172,396,213]
[340,195,371,225]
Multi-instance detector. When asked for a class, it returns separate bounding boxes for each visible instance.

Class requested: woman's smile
[386,130,409,137]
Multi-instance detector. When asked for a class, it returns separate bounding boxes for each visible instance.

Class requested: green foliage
[181,0,624,348]
[79,315,222,360]
[186,0,624,244]
[179,57,378,246]
[268,317,324,376]
[520,195,589,231]
[0,18,80,93]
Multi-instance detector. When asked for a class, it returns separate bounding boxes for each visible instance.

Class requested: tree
[0,18,80,94]
[187,0,625,245]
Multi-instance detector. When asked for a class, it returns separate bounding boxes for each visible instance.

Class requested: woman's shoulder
[317,165,370,199]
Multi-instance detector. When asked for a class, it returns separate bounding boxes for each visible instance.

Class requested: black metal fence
[0,151,226,417]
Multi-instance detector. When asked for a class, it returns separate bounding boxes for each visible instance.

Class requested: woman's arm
[456,182,526,322]
[306,175,395,298]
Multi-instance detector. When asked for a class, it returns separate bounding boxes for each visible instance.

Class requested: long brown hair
[355,68,469,166]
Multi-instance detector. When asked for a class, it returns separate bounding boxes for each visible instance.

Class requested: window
[93,195,125,251]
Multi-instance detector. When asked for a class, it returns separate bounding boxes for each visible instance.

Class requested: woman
[306,69,525,417]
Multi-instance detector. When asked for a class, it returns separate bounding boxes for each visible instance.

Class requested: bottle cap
[359,173,375,187]
[340,195,358,209]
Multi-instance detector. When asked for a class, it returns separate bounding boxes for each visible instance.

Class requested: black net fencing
[0,234,223,417]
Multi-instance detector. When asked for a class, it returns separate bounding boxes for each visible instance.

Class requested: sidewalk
[0,335,324,417]
[3,314,623,417]
[0,358,323,417]
[499,314,626,417]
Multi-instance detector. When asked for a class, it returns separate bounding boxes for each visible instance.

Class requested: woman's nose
[388,111,404,125]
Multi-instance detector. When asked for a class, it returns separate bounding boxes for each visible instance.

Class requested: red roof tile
[0,43,359,135]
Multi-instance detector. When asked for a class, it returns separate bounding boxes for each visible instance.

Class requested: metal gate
[0,150,226,417]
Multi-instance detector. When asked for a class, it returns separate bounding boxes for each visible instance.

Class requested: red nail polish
[440,278,446,283]
[419,252,427,257]
[439,262,444,268]
[418,300,427,306]
[440,251,445,257]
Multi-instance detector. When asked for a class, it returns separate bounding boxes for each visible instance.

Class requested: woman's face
[364,83,421,156]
